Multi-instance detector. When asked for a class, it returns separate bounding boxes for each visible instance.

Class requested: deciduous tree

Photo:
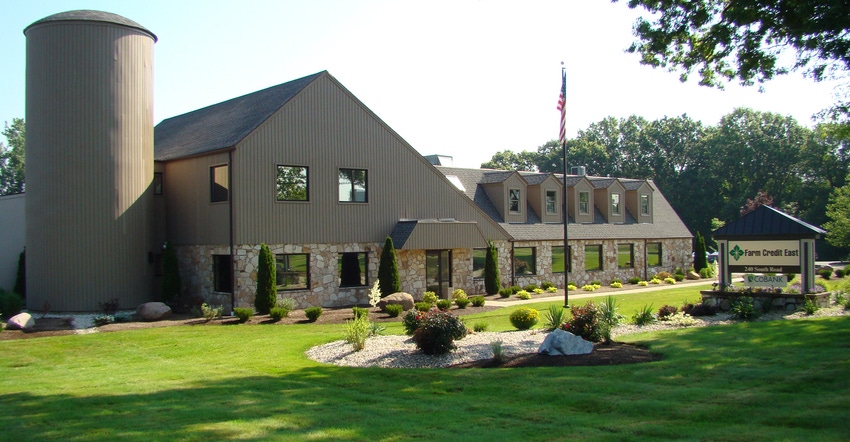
[0,118,25,196]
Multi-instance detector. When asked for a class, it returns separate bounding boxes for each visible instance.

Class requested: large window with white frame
[579,191,589,215]
[546,190,557,214]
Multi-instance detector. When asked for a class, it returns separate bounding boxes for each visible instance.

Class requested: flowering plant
[368,281,382,308]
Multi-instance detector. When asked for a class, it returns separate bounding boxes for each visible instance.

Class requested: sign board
[726,240,800,273]
[743,274,788,287]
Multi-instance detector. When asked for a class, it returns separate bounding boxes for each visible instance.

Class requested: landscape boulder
[538,329,593,356]
[5,312,35,331]
[136,302,172,322]
[686,271,701,280]
[377,292,415,311]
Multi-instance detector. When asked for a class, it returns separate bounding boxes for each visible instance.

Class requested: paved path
[485,278,714,307]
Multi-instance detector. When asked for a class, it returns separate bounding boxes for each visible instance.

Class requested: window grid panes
[640,194,650,215]
[546,190,557,214]
[339,169,367,202]
[514,247,536,275]
[647,242,662,267]
[509,188,521,213]
[579,191,589,214]
[585,244,603,271]
[276,254,310,290]
[618,244,634,268]
[276,165,308,201]
[611,193,621,215]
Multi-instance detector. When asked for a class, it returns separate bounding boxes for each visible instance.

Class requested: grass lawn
[1,286,849,440]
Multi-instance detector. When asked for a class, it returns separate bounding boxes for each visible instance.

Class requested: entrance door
[426,250,452,298]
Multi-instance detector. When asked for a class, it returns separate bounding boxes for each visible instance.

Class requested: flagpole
[559,63,569,309]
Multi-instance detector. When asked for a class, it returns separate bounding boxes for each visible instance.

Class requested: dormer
[566,175,594,223]
[589,177,626,223]
[480,171,528,223]
[623,179,655,223]
[524,173,562,223]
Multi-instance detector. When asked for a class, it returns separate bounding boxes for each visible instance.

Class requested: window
[276,254,310,290]
[618,244,634,268]
[509,188,521,213]
[640,194,650,215]
[611,193,621,215]
[647,242,662,267]
[513,247,536,275]
[339,252,367,287]
[552,245,571,273]
[153,172,163,195]
[276,165,308,201]
[579,191,589,214]
[472,248,487,278]
[339,169,367,202]
[585,244,603,271]
[213,255,232,292]
[546,190,557,214]
[210,165,229,203]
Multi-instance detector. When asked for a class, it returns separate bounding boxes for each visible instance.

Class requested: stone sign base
[700,290,831,312]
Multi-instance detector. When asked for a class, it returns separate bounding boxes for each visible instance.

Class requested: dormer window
[546,190,557,214]
[640,194,650,215]
[611,193,621,215]
[579,191,589,214]
[509,188,521,213]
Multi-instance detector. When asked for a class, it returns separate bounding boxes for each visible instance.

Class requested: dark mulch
[450,342,662,368]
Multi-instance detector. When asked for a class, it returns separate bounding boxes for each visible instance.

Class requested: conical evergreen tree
[161,241,182,304]
[378,236,400,297]
[13,248,25,298]
[484,240,500,295]
[694,231,708,272]
[255,243,277,314]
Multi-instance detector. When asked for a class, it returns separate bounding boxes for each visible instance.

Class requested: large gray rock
[538,329,594,356]
[5,313,35,331]
[377,292,415,311]
[686,271,701,280]
[136,302,172,322]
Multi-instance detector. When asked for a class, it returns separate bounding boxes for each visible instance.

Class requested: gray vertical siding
[163,152,232,245]
[25,20,155,311]
[230,75,508,245]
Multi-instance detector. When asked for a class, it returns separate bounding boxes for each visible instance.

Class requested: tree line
[481,108,850,259]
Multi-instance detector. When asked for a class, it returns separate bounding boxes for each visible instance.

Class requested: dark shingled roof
[154,72,323,161]
[712,205,825,238]
[25,10,158,41]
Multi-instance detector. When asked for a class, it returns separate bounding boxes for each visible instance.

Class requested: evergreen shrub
[509,307,539,330]
[304,306,323,322]
[384,304,403,317]
[411,310,467,355]
[233,307,254,323]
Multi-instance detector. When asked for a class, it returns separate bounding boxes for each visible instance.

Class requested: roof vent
[571,166,586,176]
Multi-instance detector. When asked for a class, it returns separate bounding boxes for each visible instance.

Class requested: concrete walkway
[485,278,714,307]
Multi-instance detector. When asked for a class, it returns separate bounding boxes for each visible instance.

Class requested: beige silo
[24,11,157,311]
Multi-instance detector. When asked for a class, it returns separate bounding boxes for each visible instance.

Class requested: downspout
[229,150,235,315]
[510,241,516,288]
[643,238,648,281]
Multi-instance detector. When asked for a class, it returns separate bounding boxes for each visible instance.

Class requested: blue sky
[1,0,842,168]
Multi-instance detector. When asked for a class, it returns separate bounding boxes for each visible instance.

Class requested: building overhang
[389,219,488,250]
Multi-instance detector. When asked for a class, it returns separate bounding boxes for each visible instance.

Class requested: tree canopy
[618,0,850,118]
[0,118,25,196]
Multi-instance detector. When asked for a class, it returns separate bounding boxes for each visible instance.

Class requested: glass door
[426,250,452,298]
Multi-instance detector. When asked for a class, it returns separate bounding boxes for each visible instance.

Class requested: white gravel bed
[307,306,849,368]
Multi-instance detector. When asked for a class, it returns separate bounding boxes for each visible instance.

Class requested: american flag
[557,70,566,145]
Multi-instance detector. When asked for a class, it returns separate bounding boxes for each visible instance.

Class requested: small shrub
[304,306,323,322]
[638,280,649,286]
[689,303,716,317]
[369,322,387,337]
[201,303,223,321]
[470,295,486,307]
[546,286,558,293]
[415,302,432,312]
[436,299,452,310]
[344,316,370,351]
[523,284,539,292]
[499,288,512,298]
[666,311,696,326]
[422,291,438,305]
[516,290,531,300]
[278,297,296,312]
[352,306,369,319]
[411,310,467,355]
[269,307,289,321]
[402,309,424,335]
[455,298,471,309]
[649,277,662,284]
[699,267,714,279]
[99,298,120,315]
[473,321,489,332]
[451,288,468,301]
[674,274,685,282]
[664,277,677,285]
[803,298,820,315]
[835,268,846,278]
[510,286,523,294]
[563,301,602,342]
[567,283,578,291]
[631,304,656,326]
[490,340,504,363]
[509,307,540,330]
[628,277,641,284]
[541,281,555,290]
[581,284,597,291]
[818,268,833,279]
[544,304,566,331]
[0,290,23,320]
[113,312,133,323]
[533,288,545,294]
[611,278,622,284]
[590,280,602,286]
[656,271,671,279]
[657,305,678,321]
[610,282,623,288]
[598,296,624,343]
[729,296,759,320]
[385,304,403,317]
[233,307,254,323]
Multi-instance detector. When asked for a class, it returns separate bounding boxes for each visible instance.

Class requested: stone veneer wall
[175,237,691,310]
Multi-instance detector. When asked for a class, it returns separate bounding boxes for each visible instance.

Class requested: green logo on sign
[730,245,744,261]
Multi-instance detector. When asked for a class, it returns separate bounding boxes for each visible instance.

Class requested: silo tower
[24,11,157,311]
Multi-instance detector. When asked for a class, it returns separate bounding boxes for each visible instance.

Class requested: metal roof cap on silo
[24,9,158,41]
